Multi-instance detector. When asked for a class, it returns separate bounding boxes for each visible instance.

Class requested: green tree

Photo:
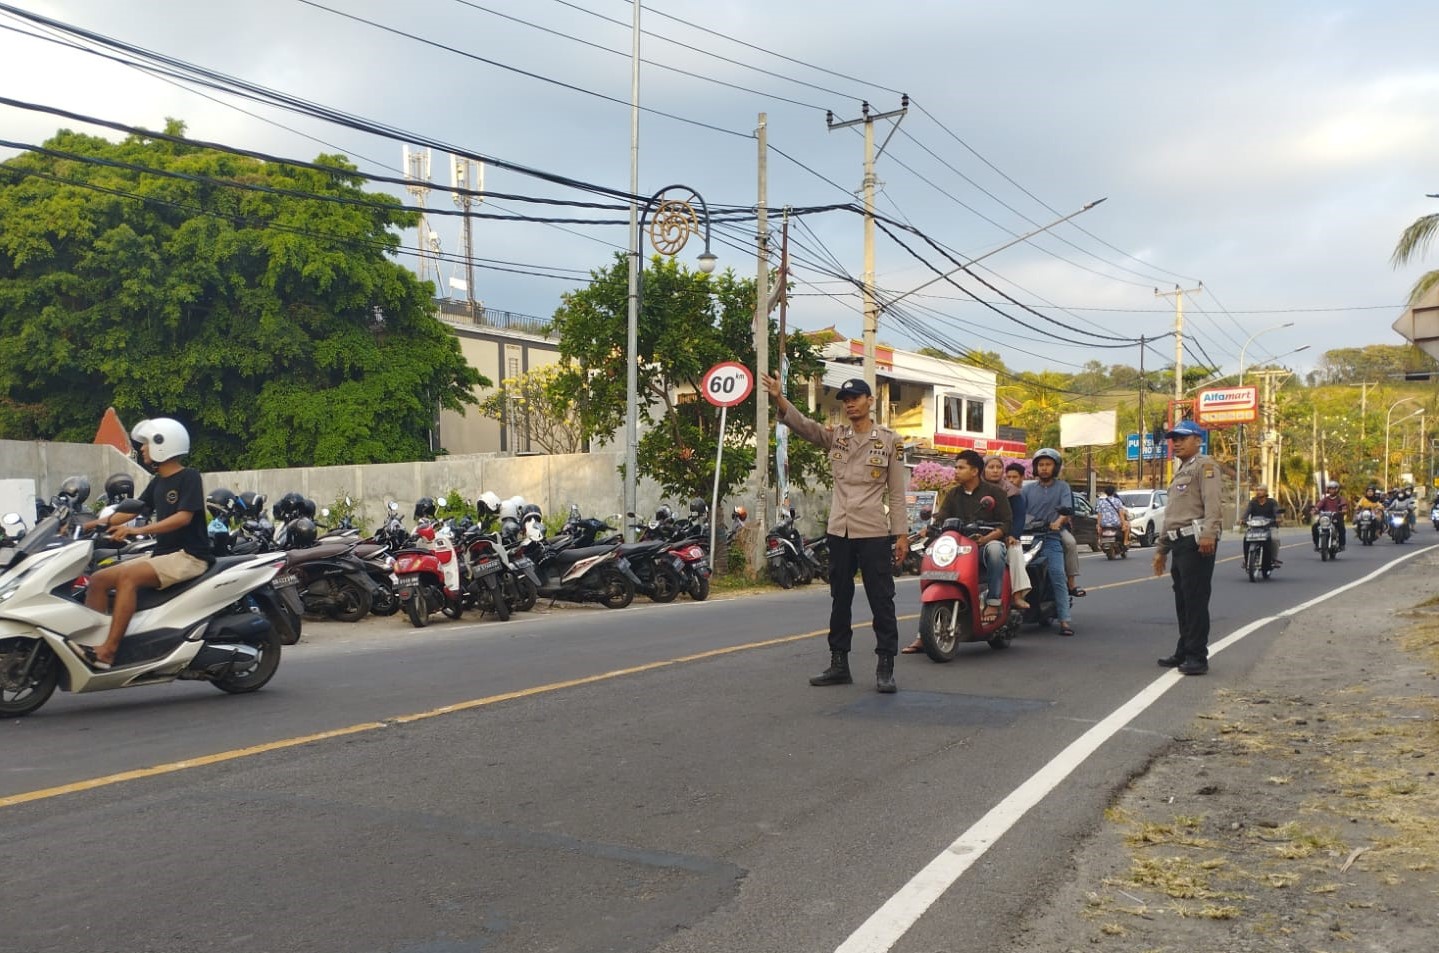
[0,123,483,468]
[475,364,585,454]
[1392,205,1439,303]
[549,253,827,502]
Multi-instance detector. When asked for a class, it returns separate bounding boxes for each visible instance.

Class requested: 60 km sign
[701,361,754,408]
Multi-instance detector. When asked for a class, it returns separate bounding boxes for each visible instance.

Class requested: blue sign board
[1125,430,1208,461]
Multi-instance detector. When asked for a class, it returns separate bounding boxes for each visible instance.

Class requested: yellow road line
[0,542,1286,810]
[1,627,837,810]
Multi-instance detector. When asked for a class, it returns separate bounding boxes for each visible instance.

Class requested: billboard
[1059,409,1118,448]
[1195,386,1258,426]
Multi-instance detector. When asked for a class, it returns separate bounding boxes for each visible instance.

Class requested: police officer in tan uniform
[1151,419,1224,675]
[760,372,908,693]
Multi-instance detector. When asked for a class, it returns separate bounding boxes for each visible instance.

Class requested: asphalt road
[4,526,1432,953]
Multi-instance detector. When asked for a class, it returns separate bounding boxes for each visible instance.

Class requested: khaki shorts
[147,551,209,589]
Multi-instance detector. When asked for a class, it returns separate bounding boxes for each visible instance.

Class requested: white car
[1117,489,1168,547]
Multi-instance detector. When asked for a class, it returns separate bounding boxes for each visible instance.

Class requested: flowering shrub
[909,461,956,490]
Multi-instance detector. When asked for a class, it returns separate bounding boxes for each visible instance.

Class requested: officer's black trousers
[1168,535,1215,663]
[826,534,898,656]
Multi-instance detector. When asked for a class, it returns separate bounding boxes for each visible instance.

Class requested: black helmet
[520,503,542,520]
[655,505,673,522]
[297,497,317,519]
[273,491,305,521]
[237,491,265,519]
[288,517,318,548]
[500,516,522,540]
[689,497,707,516]
[57,475,91,506]
[205,488,237,519]
[104,472,135,503]
[414,497,436,519]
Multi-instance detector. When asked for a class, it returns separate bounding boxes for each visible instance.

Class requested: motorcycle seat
[132,554,266,611]
[552,544,617,567]
[285,540,355,565]
[617,541,666,557]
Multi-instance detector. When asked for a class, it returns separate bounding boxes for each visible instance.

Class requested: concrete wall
[0,439,840,538]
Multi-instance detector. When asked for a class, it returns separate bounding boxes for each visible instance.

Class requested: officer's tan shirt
[777,400,908,538]
[1159,452,1223,553]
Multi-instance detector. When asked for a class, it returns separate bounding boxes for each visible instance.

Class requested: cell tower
[403,145,435,288]
[451,154,484,314]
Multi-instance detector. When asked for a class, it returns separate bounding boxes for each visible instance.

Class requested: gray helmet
[1032,448,1063,476]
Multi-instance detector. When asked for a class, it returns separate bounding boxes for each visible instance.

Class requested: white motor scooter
[0,502,302,717]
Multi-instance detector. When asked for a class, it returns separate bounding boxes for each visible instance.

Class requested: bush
[910,461,955,490]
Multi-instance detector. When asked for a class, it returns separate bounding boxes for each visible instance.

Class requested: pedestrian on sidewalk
[1152,419,1223,675]
[760,372,907,693]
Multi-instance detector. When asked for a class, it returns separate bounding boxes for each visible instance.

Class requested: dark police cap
[836,378,872,398]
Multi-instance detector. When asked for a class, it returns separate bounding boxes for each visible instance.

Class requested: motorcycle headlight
[0,576,22,603]
[930,535,959,568]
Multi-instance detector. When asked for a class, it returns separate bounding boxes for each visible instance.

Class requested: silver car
[1117,489,1168,547]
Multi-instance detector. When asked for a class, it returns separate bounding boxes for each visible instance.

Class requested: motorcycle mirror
[387,500,399,513]
[321,507,331,519]
[112,498,145,515]
[345,496,353,506]
[2,512,26,532]
[437,496,448,508]
[919,507,933,520]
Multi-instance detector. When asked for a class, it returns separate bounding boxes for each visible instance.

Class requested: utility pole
[750,113,771,577]
[827,96,908,392]
[1156,283,1202,479]
[1137,334,1145,487]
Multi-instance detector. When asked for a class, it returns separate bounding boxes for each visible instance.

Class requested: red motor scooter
[917,515,1019,661]
[394,522,465,627]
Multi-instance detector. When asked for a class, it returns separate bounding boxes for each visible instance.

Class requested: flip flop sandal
[900,638,925,654]
[1068,587,1087,598]
[981,606,1001,625]
[64,639,112,670]
[1058,624,1076,637]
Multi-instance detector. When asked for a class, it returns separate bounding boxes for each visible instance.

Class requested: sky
[2,0,1437,380]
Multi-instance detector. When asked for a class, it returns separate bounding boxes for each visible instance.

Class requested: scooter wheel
[918,601,963,662]
[513,577,538,612]
[599,567,635,609]
[687,574,710,602]
[406,590,430,628]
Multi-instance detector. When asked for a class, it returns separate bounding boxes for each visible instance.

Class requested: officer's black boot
[875,653,897,694]
[809,651,852,686]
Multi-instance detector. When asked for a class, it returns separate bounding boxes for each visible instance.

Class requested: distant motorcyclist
[1312,480,1348,551]
[1242,484,1282,568]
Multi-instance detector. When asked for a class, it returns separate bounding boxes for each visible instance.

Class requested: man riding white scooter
[70,418,213,670]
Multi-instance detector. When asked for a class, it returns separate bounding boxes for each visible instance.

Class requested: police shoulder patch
[1204,466,1216,479]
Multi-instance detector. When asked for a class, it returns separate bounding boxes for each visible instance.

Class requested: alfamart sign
[1195,386,1258,425]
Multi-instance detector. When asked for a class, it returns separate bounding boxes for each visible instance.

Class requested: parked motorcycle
[916,514,1019,661]
[765,510,823,589]
[1242,515,1277,581]
[518,519,638,609]
[395,518,466,627]
[0,501,301,717]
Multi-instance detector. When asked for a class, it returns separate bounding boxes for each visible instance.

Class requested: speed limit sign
[701,361,754,408]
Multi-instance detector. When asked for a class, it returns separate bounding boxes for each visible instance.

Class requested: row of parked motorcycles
[196,490,719,632]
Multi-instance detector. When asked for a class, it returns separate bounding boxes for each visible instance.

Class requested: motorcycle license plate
[473,561,502,576]
[919,570,953,581]
[271,573,300,589]
[1244,532,1268,541]
[513,557,534,570]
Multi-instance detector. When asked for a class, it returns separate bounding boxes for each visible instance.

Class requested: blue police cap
[1164,419,1205,439]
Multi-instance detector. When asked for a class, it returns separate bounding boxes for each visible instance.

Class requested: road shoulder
[1007,547,1439,953]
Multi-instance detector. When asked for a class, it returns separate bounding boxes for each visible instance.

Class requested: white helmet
[497,499,519,522]
[477,490,503,516]
[144,417,192,462]
[505,495,527,513]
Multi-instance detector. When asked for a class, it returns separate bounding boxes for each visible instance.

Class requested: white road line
[834,543,1439,953]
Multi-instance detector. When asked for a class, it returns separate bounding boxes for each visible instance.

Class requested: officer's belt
[1164,526,1201,542]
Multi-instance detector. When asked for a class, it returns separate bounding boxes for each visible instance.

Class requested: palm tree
[1391,202,1439,303]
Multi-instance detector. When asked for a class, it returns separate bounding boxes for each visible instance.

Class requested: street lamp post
[1233,322,1294,526]
[625,186,717,541]
[1384,397,1420,490]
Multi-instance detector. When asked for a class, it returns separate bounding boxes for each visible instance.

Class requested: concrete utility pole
[1349,381,1378,447]
[750,113,771,577]
[1155,284,1203,417]
[827,97,908,392]
[623,0,642,538]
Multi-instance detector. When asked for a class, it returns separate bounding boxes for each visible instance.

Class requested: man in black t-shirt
[70,418,211,671]
[1242,484,1282,569]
